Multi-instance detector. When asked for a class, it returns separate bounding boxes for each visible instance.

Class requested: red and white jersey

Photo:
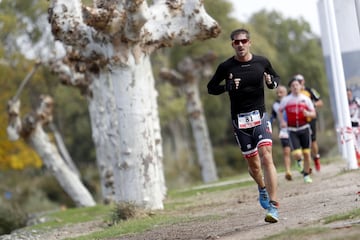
[279,93,315,128]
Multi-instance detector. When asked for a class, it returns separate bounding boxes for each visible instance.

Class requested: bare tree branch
[13,61,41,101]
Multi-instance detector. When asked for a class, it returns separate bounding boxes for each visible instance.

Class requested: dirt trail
[113,160,360,240]
[4,159,359,240]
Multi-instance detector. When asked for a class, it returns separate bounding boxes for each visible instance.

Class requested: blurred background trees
[0,0,334,233]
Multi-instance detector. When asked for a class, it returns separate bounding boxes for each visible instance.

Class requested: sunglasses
[232,39,249,45]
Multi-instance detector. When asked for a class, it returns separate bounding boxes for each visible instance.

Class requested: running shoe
[285,172,292,181]
[314,155,321,172]
[304,175,313,183]
[258,187,270,209]
[265,202,279,223]
[296,159,304,173]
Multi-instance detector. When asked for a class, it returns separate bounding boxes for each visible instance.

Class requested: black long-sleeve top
[207,55,280,120]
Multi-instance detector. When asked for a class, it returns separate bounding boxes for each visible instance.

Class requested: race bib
[237,110,261,129]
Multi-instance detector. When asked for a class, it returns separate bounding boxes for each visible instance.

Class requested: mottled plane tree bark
[49,54,116,204]
[160,52,218,183]
[47,0,220,209]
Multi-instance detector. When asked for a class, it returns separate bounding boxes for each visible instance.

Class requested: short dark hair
[230,28,250,40]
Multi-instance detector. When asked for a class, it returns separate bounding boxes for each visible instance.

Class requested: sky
[227,0,321,35]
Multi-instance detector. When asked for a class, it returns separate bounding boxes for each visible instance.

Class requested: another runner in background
[293,74,323,172]
[347,88,360,128]
[278,78,316,183]
[347,88,360,165]
[271,85,292,181]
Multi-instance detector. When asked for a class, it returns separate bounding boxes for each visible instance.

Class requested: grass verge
[25,175,252,239]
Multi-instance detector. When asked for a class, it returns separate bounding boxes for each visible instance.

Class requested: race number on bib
[237,110,261,129]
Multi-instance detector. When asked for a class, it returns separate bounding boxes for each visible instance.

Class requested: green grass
[29,205,110,230]
[264,227,329,240]
[66,214,221,240]
[23,175,252,240]
[322,207,360,224]
[66,214,180,240]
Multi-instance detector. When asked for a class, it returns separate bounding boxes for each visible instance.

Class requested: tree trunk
[49,122,80,176]
[148,62,167,198]
[111,56,164,209]
[159,54,218,183]
[184,82,218,182]
[28,125,96,207]
[48,0,220,209]
[50,57,116,203]
[6,97,95,207]
[87,73,119,204]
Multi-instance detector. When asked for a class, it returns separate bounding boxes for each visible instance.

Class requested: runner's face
[347,90,352,100]
[276,87,287,99]
[232,33,251,58]
[290,81,301,94]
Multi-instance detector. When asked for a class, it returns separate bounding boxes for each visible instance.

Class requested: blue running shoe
[265,203,279,223]
[258,187,270,209]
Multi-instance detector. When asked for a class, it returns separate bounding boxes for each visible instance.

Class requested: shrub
[0,203,27,235]
[110,202,137,225]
